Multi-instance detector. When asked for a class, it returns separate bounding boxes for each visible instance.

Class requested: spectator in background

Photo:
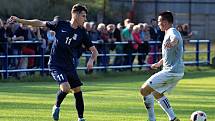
[0,19,7,78]
[39,27,49,63]
[113,23,124,70]
[149,18,164,63]
[83,22,93,74]
[121,22,134,42]
[138,23,150,67]
[141,23,151,41]
[124,18,131,28]
[117,22,124,31]
[106,24,116,51]
[32,26,47,74]
[40,26,48,41]
[131,24,141,65]
[176,24,183,34]
[46,30,56,52]
[11,23,25,62]
[121,22,134,66]
[22,25,38,68]
[113,23,121,43]
[149,18,159,41]
[149,18,165,43]
[156,26,165,61]
[181,24,192,38]
[4,20,15,70]
[89,23,99,42]
[84,22,91,33]
[0,19,6,54]
[97,23,110,68]
[25,26,43,69]
[18,24,36,77]
[88,22,100,70]
[44,16,59,55]
[43,29,56,72]
[181,23,192,44]
[9,23,26,77]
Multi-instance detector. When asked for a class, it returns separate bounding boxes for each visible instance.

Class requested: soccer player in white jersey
[140,11,184,121]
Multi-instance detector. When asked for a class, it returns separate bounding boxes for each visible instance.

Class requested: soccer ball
[190,110,207,121]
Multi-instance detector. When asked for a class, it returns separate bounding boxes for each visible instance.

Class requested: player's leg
[56,82,70,107]
[52,82,70,121]
[51,68,70,120]
[140,83,156,121]
[152,91,178,121]
[145,71,183,121]
[72,86,85,121]
[68,70,85,121]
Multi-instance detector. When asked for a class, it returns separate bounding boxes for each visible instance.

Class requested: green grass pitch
[0,69,215,121]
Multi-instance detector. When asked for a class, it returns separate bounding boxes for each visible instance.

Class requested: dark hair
[150,18,157,23]
[159,11,173,23]
[72,3,88,14]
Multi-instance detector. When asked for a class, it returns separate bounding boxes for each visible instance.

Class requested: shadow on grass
[0,67,214,95]
[1,66,214,83]
[0,82,56,94]
[184,69,215,79]
[0,102,50,110]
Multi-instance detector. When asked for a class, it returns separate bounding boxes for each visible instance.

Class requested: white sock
[144,94,156,121]
[157,96,176,120]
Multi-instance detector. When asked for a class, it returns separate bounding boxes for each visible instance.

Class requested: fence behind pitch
[0,40,211,79]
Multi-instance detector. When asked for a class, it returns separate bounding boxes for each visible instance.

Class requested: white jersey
[145,27,184,93]
[162,27,184,73]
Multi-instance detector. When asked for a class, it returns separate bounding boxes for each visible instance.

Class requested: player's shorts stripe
[163,98,171,109]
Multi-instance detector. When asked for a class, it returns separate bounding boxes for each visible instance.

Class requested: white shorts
[145,70,184,94]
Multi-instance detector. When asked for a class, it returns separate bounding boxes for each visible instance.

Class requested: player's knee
[140,86,153,96]
[140,88,148,96]
[60,85,71,93]
[61,88,70,93]
[140,83,154,96]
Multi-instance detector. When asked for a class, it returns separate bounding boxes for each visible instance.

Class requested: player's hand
[8,16,19,23]
[151,63,160,69]
[87,59,93,71]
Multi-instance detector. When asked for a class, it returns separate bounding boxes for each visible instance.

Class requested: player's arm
[87,46,98,70]
[9,16,46,27]
[151,58,163,69]
[165,35,179,48]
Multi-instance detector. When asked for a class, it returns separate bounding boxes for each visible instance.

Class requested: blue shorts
[50,67,83,88]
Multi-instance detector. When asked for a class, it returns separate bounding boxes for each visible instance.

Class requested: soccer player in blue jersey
[140,11,184,121]
[9,4,98,121]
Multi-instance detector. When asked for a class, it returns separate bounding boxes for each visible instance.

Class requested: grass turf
[0,69,215,121]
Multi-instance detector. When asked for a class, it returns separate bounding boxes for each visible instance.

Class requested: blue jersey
[46,20,93,70]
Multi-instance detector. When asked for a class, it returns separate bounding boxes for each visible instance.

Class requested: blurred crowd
[0,17,193,78]
[0,18,55,78]
[82,18,166,73]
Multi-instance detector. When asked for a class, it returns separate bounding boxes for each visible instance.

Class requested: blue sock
[74,91,84,118]
[55,90,68,107]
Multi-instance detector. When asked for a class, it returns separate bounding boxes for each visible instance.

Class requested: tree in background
[0,0,104,21]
